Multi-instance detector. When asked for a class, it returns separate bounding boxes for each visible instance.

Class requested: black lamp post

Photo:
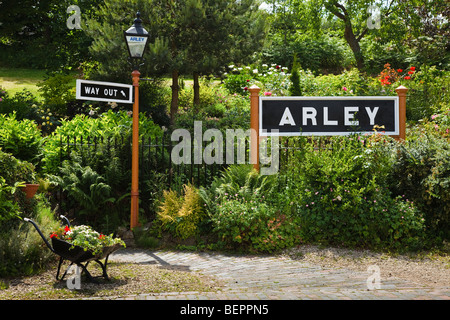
[124,12,149,229]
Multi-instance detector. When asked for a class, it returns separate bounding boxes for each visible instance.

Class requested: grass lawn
[0,67,48,98]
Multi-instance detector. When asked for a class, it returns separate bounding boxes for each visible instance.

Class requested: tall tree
[181,0,268,106]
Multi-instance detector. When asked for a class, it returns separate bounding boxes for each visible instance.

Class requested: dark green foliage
[0,89,39,122]
[283,136,427,251]
[289,56,302,96]
[390,132,450,240]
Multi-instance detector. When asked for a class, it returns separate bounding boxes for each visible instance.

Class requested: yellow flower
[41,116,45,119]
[46,116,49,120]
[42,122,46,126]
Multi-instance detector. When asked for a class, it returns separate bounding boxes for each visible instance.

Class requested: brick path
[107,248,450,300]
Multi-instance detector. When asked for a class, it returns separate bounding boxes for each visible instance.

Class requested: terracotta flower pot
[22,183,39,199]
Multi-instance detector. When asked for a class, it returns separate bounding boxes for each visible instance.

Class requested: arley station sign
[259,96,399,136]
[76,79,133,104]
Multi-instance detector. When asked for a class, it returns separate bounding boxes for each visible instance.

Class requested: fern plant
[156,184,205,240]
[200,165,277,215]
[48,158,115,223]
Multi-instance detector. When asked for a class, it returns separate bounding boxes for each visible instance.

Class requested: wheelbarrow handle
[24,218,55,253]
[59,215,71,227]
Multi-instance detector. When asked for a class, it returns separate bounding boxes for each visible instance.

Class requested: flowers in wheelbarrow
[50,225,125,255]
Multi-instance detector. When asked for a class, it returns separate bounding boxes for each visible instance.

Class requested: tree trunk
[170,69,179,124]
[343,22,364,70]
[193,72,200,106]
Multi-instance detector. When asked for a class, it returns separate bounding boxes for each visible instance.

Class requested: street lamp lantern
[124,11,149,229]
[124,12,149,62]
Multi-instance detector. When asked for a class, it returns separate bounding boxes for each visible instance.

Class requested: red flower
[410,67,416,71]
[243,87,248,91]
[276,65,280,69]
[246,79,250,82]
[404,76,411,80]
[50,232,58,239]
[99,234,105,240]
[408,71,414,75]
[397,69,403,73]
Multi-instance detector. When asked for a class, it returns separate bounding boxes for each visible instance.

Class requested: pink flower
[264,92,272,96]
[342,86,348,91]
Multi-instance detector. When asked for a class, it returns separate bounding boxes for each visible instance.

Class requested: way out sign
[259,96,399,136]
[76,79,133,104]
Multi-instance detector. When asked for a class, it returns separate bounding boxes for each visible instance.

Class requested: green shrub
[390,130,450,240]
[210,193,300,253]
[37,72,76,106]
[0,149,36,185]
[285,135,427,250]
[0,113,43,166]
[42,110,163,174]
[0,89,39,121]
[0,201,59,277]
[0,176,22,223]
[201,165,299,253]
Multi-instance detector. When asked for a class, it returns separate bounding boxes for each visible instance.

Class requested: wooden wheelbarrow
[24,215,122,283]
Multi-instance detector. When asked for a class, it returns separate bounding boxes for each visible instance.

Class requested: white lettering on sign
[323,107,338,126]
[344,106,359,126]
[366,107,379,125]
[277,106,380,127]
[104,88,118,97]
[302,107,317,126]
[84,86,99,95]
[279,107,296,126]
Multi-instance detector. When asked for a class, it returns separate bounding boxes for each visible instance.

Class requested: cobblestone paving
[108,248,450,300]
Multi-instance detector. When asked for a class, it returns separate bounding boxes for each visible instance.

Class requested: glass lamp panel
[126,35,148,58]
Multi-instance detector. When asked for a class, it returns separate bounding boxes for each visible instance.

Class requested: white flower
[253,69,258,74]
[228,65,234,69]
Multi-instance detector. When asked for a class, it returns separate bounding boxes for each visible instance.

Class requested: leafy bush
[390,130,450,240]
[0,89,39,121]
[210,193,300,253]
[0,113,43,166]
[37,72,76,106]
[42,110,163,174]
[156,184,205,240]
[0,149,36,185]
[285,135,426,250]
[0,176,22,223]
[0,202,60,277]
[201,165,300,252]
